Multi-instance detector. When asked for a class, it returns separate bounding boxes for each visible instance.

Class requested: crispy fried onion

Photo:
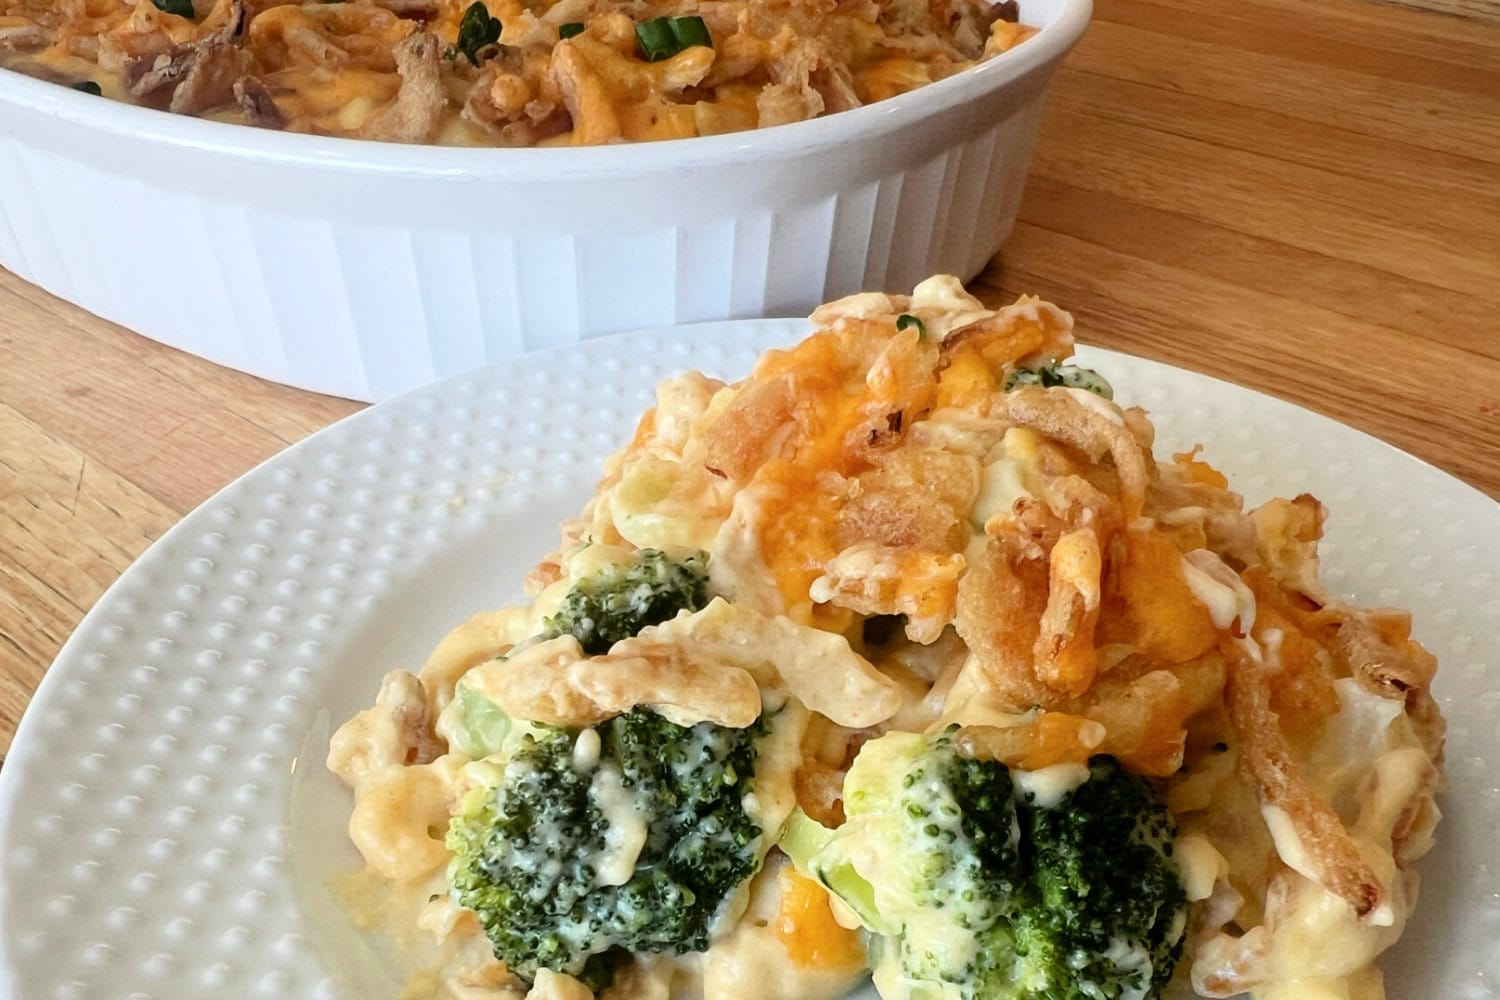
[231,73,284,127]
[0,17,52,51]
[1223,637,1382,916]
[1320,604,1439,701]
[948,655,1225,777]
[1250,493,1329,601]
[953,531,1053,708]
[327,669,444,787]
[756,34,861,128]
[809,543,965,644]
[953,524,1111,708]
[995,385,1151,522]
[702,373,797,482]
[469,633,762,729]
[1072,662,1220,776]
[124,0,246,113]
[939,296,1075,368]
[1147,452,1256,562]
[358,29,444,142]
[462,61,569,147]
[245,2,412,70]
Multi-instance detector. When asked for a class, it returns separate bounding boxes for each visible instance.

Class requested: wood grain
[2,0,1499,758]
[1385,0,1500,23]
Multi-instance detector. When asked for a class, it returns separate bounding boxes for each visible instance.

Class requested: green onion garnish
[451,1,502,65]
[1004,364,1114,399]
[152,0,194,17]
[635,16,676,61]
[895,313,926,338]
[636,15,712,61]
[669,14,711,48]
[558,20,584,38]
[71,81,102,95]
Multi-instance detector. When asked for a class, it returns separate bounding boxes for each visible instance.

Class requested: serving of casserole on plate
[0,285,1495,1000]
[323,277,1449,1000]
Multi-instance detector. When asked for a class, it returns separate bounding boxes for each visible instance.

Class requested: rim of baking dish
[0,0,1090,179]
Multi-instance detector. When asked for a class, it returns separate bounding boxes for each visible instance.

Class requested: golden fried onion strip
[1223,638,1382,917]
[997,386,1151,522]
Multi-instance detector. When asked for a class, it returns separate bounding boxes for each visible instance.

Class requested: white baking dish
[0,0,1089,401]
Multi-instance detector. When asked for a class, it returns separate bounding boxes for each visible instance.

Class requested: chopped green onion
[152,0,195,18]
[895,313,926,338]
[71,81,102,95]
[635,16,676,61]
[558,20,584,38]
[636,15,712,61]
[451,1,502,65]
[668,14,711,49]
[1004,364,1114,399]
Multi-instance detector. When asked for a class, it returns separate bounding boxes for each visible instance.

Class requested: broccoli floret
[1005,364,1114,399]
[790,732,1186,1000]
[542,548,710,654]
[447,709,768,991]
[1014,757,1185,998]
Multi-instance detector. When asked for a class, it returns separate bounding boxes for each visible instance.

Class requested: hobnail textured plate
[0,322,1495,1000]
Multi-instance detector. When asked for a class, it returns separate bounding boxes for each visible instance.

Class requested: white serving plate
[0,0,1088,401]
[0,323,1495,999]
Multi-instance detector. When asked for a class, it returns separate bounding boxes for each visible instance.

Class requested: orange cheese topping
[774,867,866,970]
[1172,445,1230,489]
[1102,528,1219,664]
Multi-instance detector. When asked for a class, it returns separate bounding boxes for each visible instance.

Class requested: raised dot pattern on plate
[0,329,1493,1000]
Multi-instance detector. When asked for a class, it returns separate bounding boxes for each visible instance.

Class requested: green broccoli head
[446,709,768,991]
[789,732,1186,1000]
[541,548,710,654]
[1012,756,1185,998]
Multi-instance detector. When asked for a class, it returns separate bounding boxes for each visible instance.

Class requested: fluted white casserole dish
[0,0,1089,400]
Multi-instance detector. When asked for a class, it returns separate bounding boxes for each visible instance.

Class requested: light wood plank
[1380,0,1500,24]
[0,402,181,758]
[1067,19,1500,164]
[1016,174,1500,360]
[1029,105,1500,296]
[0,273,361,514]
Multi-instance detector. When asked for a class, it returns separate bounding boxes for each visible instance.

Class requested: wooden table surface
[3,0,1499,761]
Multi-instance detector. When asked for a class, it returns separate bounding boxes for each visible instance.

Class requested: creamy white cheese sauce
[589,762,648,888]
[1181,549,1257,632]
[1013,762,1091,809]
[1063,386,1125,426]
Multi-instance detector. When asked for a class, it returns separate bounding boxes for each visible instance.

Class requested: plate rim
[1,317,1494,999]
